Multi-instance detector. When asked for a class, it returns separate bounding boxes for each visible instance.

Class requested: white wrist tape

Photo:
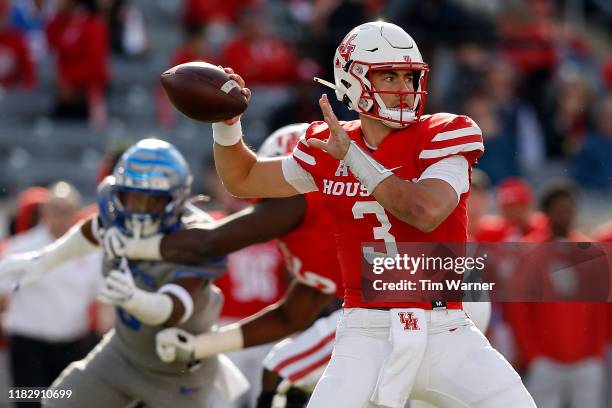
[124,289,173,326]
[42,223,100,270]
[159,283,194,324]
[343,141,393,194]
[213,120,243,146]
[194,324,244,359]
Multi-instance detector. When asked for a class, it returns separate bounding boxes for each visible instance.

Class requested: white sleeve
[281,156,318,193]
[418,155,470,201]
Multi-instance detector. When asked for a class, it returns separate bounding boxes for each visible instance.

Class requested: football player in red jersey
[209,21,535,407]
[93,124,494,407]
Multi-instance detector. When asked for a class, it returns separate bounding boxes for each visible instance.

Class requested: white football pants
[307,308,535,408]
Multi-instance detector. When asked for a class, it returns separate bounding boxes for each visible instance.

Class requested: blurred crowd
[0,0,611,407]
[0,0,611,189]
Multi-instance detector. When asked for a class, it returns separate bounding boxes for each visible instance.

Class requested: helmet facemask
[112,189,176,239]
[350,61,429,129]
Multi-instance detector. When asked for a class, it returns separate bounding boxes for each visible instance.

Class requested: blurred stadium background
[0,0,611,407]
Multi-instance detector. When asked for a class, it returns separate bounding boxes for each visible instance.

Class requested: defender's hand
[156,327,196,363]
[101,227,127,259]
[307,94,351,160]
[101,227,162,261]
[220,67,251,125]
[97,258,136,307]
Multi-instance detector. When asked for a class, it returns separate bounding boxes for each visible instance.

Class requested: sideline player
[0,139,247,408]
[207,21,535,407]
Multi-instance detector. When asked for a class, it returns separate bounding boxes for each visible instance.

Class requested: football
[160,62,248,122]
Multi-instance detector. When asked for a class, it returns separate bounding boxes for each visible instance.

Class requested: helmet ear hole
[342,94,352,108]
[412,70,421,91]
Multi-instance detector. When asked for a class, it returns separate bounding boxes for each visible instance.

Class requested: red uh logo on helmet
[398,312,420,330]
[338,34,357,62]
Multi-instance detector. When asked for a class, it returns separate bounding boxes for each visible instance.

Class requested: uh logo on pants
[398,312,420,330]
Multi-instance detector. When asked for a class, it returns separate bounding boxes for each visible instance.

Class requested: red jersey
[46,11,109,91]
[292,113,484,309]
[182,0,259,26]
[505,301,607,364]
[280,193,343,298]
[215,240,287,319]
[474,213,548,243]
[505,232,607,366]
[221,35,298,86]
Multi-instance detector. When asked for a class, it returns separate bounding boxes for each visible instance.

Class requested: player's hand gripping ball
[160,62,248,122]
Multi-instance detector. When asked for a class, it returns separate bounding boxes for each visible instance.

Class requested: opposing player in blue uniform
[0,139,247,408]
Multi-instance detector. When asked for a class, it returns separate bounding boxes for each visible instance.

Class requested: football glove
[156,327,196,363]
[97,258,173,326]
[101,227,162,261]
[97,258,137,307]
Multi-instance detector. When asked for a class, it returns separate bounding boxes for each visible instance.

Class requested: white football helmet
[333,21,428,128]
[258,123,309,158]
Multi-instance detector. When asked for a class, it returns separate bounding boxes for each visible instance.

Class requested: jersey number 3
[352,201,398,263]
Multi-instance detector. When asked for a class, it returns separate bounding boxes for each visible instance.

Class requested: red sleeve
[290,121,330,182]
[418,114,484,172]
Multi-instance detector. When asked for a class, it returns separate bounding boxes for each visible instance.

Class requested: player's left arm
[159,276,205,326]
[100,196,307,263]
[0,216,100,288]
[97,258,207,327]
[160,196,306,263]
[155,281,334,363]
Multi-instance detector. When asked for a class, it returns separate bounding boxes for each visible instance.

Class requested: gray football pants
[42,334,218,408]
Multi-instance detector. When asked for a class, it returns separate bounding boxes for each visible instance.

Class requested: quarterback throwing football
[211,21,535,408]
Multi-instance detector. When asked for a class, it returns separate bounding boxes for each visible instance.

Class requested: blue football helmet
[98,139,193,238]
